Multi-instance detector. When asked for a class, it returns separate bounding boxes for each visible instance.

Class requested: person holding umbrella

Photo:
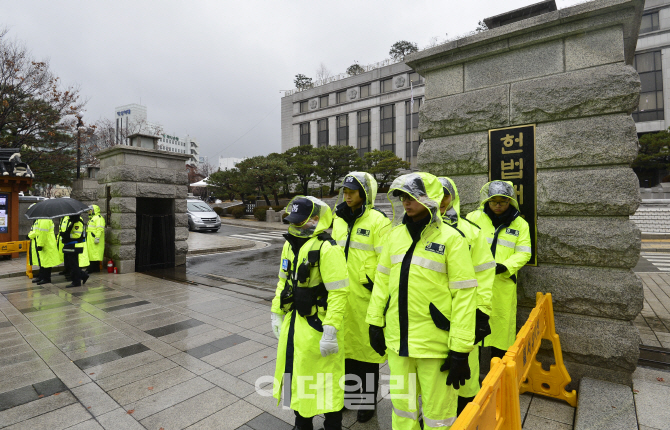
[61,214,89,287]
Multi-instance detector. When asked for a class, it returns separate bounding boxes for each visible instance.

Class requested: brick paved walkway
[0,271,576,429]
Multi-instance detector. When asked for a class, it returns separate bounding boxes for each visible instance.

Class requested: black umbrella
[24,198,91,220]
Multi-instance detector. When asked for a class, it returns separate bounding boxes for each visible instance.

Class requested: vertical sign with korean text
[488,125,537,266]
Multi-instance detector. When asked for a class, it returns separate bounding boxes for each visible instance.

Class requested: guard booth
[0,149,33,259]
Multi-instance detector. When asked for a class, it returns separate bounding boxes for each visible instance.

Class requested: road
[186,224,285,288]
[183,226,668,290]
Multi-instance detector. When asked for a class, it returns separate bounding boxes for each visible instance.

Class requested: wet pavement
[0,269,588,430]
[186,226,284,289]
[1,229,669,429]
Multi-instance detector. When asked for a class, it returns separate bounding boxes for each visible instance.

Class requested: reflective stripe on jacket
[466,208,531,350]
[271,200,349,417]
[366,222,478,357]
[332,173,390,364]
[87,205,105,261]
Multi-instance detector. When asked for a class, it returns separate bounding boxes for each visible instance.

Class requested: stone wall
[96,146,190,273]
[70,179,99,207]
[407,0,645,387]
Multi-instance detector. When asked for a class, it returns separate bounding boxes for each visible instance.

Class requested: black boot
[33,267,44,283]
[293,411,314,430]
[357,406,375,423]
[457,395,476,416]
[37,268,52,285]
[82,272,89,285]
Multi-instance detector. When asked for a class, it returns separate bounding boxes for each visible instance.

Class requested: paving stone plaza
[0,252,668,429]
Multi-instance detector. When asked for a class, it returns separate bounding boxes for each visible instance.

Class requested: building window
[318,119,329,147]
[300,101,308,113]
[640,12,660,34]
[380,104,395,154]
[409,72,423,86]
[360,84,370,98]
[337,115,348,146]
[357,110,371,157]
[406,99,422,162]
[381,78,393,93]
[337,91,347,104]
[633,51,664,122]
[319,95,329,109]
[300,122,310,146]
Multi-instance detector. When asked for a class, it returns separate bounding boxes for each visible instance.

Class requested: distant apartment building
[280,61,425,166]
[113,103,199,165]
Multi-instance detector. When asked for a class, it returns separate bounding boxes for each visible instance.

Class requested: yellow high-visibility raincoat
[272,196,350,418]
[366,172,478,429]
[439,177,495,399]
[87,205,105,261]
[28,220,39,267]
[63,217,89,268]
[58,216,69,264]
[332,172,390,364]
[32,219,60,268]
[466,181,531,351]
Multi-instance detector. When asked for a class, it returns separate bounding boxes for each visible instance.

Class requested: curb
[187,241,256,255]
[642,233,670,240]
[218,218,287,232]
[642,247,670,253]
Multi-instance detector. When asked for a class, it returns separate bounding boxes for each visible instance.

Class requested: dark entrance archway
[136,198,175,272]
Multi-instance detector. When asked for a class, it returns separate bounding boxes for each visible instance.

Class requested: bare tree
[315,62,331,81]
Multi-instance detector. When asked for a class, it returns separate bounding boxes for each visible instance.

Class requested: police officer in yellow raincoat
[87,205,105,272]
[28,218,60,285]
[332,172,390,422]
[271,196,350,430]
[466,181,531,359]
[57,216,69,278]
[438,177,495,414]
[366,172,478,430]
[28,213,41,283]
[61,214,89,288]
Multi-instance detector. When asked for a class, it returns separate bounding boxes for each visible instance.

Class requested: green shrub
[231,206,245,219]
[272,205,284,212]
[254,206,269,221]
[212,207,225,216]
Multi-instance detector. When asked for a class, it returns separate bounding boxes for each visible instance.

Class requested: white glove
[320,325,338,357]
[94,238,100,244]
[271,312,284,340]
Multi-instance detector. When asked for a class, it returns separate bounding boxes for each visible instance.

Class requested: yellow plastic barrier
[0,240,33,279]
[451,293,577,430]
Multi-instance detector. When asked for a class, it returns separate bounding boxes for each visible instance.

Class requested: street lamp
[75,113,83,180]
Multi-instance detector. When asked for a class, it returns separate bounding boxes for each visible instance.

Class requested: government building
[280,62,425,167]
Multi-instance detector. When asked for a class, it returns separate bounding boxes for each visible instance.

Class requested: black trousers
[64,253,82,286]
[38,267,52,282]
[344,358,379,409]
[295,409,342,430]
[88,261,101,272]
[491,347,506,360]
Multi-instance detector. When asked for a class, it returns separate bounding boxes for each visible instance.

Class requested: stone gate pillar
[95,146,190,273]
[406,0,645,387]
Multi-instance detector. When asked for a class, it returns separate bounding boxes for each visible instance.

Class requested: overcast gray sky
[1,0,585,165]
